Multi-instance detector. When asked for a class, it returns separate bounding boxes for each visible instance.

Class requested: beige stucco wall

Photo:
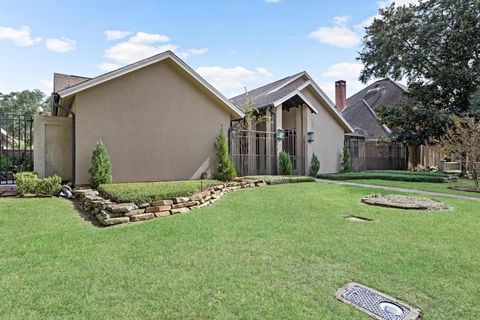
[71,59,232,185]
[33,114,72,180]
[301,87,345,173]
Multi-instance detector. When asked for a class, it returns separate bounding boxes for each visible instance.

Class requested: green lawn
[345,179,480,198]
[1,183,479,319]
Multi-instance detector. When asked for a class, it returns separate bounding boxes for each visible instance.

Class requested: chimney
[335,80,346,112]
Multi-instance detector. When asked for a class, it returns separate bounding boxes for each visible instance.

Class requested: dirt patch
[345,215,374,222]
[448,186,480,193]
[361,194,451,211]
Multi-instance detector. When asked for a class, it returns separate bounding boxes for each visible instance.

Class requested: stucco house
[34,51,351,186]
[229,72,353,175]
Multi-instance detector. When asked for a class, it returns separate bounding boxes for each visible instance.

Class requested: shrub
[0,155,13,172]
[308,153,320,177]
[341,146,352,173]
[279,151,292,175]
[245,175,315,185]
[214,127,237,181]
[89,141,112,189]
[317,170,448,183]
[37,175,62,196]
[14,172,39,196]
[14,172,62,196]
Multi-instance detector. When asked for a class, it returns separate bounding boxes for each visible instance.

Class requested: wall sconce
[307,131,314,143]
[276,128,285,140]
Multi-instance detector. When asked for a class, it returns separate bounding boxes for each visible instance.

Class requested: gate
[0,114,33,184]
[229,128,277,176]
[284,129,304,175]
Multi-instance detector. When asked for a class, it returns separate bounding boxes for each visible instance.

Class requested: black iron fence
[0,114,33,184]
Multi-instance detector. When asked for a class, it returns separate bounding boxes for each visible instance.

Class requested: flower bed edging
[74,178,266,226]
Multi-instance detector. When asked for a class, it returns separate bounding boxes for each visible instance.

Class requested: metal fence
[351,157,406,172]
[284,129,304,175]
[229,129,277,176]
[0,114,33,184]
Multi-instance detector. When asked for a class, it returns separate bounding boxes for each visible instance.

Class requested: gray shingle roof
[53,73,91,93]
[342,79,409,138]
[230,72,305,111]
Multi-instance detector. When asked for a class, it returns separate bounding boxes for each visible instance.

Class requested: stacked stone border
[74,178,266,226]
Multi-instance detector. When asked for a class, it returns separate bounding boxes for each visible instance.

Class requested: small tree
[279,151,293,175]
[214,127,237,181]
[308,153,320,177]
[341,146,352,173]
[89,141,112,189]
[438,117,480,190]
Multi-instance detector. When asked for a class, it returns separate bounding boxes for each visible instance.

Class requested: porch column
[275,104,283,174]
[295,105,303,174]
[302,104,312,173]
[265,108,273,174]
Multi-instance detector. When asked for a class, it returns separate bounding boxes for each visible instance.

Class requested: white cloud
[100,31,208,69]
[105,30,132,40]
[309,16,361,48]
[196,66,273,97]
[318,62,365,100]
[38,78,53,94]
[98,62,123,72]
[0,25,41,46]
[129,32,169,44]
[46,37,76,52]
[265,0,281,3]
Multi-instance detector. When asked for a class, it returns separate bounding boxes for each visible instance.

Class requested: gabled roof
[53,73,91,93]
[342,78,409,138]
[56,51,244,118]
[230,72,353,132]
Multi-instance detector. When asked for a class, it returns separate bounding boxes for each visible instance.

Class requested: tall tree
[358,0,480,144]
[0,89,50,117]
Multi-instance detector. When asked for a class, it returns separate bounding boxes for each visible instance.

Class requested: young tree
[279,151,293,175]
[214,126,237,181]
[438,117,480,190]
[308,153,320,177]
[358,0,480,143]
[341,146,352,173]
[89,141,113,189]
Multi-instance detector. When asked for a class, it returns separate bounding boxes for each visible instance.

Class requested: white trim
[57,51,245,118]
[296,92,319,114]
[267,71,307,94]
[273,90,300,107]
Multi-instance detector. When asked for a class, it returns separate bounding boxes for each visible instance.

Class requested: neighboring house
[230,72,353,175]
[34,51,244,185]
[335,79,441,170]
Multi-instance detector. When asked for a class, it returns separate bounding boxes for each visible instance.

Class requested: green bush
[279,151,292,175]
[214,127,237,181]
[37,175,62,195]
[89,141,112,189]
[0,155,13,172]
[308,153,320,177]
[245,175,315,185]
[14,172,62,196]
[14,172,39,196]
[317,170,448,183]
[98,180,221,204]
[341,146,352,173]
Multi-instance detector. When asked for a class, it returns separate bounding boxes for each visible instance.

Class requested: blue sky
[0,0,416,100]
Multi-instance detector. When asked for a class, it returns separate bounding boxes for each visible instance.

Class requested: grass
[344,178,480,198]
[317,170,449,183]
[98,179,221,203]
[245,175,315,184]
[1,184,479,319]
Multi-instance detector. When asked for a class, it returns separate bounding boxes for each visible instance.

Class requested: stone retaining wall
[74,179,266,226]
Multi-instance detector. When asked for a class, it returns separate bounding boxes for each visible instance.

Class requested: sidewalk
[316,179,480,202]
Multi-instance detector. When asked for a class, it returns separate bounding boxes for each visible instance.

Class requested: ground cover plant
[98,180,221,204]
[1,183,478,319]
[245,175,315,185]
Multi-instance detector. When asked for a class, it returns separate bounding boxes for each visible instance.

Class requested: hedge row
[317,171,448,183]
[245,175,316,185]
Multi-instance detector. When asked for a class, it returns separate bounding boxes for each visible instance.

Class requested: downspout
[52,93,76,186]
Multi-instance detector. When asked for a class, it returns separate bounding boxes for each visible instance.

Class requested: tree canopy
[0,89,50,117]
[358,0,480,144]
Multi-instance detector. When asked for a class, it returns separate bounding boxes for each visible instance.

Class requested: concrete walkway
[316,179,480,202]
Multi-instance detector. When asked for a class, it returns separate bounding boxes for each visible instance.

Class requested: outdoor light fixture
[307,131,314,142]
[276,128,285,140]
